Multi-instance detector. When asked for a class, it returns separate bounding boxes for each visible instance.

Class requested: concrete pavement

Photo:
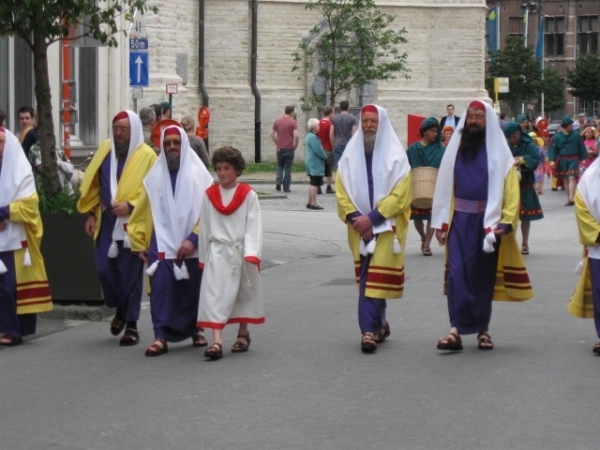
[1,179,598,450]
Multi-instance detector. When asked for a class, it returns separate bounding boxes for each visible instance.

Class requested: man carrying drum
[406,117,446,256]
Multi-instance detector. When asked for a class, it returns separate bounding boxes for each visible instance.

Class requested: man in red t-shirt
[317,106,335,194]
[270,105,299,192]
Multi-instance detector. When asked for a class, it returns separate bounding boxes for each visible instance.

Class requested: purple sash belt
[454,197,486,214]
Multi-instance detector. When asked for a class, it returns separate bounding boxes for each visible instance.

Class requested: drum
[411,167,438,209]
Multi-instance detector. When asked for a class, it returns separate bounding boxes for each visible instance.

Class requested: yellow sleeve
[376,173,412,219]
[575,190,600,247]
[500,166,520,229]
[335,172,358,223]
[9,193,42,237]
[192,222,200,236]
[127,188,154,252]
[77,140,110,214]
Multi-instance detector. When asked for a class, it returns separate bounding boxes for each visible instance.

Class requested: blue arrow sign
[129,51,149,87]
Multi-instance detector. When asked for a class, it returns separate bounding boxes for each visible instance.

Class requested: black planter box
[40,212,103,304]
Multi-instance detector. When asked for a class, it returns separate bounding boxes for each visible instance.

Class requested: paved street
[1,179,598,450]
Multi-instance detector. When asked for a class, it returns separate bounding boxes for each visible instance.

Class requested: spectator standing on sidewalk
[271,105,299,193]
[17,106,39,160]
[139,107,160,155]
[305,118,328,210]
[317,106,335,194]
[330,100,357,168]
[180,115,210,169]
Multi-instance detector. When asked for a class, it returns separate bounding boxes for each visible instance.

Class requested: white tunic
[197,185,264,329]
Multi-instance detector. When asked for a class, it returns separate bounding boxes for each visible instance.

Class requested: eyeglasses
[466,115,486,122]
[112,126,131,133]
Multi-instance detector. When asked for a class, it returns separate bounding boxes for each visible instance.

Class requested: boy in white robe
[197,147,263,360]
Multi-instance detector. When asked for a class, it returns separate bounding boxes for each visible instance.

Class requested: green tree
[567,53,600,108]
[0,0,157,194]
[487,35,542,115]
[292,0,409,111]
[539,68,565,115]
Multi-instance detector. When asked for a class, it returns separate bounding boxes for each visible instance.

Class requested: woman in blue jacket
[305,118,328,210]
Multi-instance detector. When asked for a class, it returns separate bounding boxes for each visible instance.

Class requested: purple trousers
[358,254,387,334]
[0,250,36,338]
[95,212,143,322]
[587,259,600,337]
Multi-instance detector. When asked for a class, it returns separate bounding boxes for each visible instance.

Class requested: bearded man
[432,101,533,352]
[0,128,52,346]
[336,104,411,354]
[77,111,157,346]
[128,126,214,357]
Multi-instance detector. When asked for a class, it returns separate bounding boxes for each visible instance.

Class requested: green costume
[406,117,445,221]
[504,122,544,221]
[548,124,587,178]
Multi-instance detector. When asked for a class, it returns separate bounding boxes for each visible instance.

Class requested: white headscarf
[0,128,36,269]
[431,101,514,253]
[338,105,410,220]
[143,126,213,278]
[110,110,144,246]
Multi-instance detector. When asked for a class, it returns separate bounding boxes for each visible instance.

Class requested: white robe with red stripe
[196,184,264,329]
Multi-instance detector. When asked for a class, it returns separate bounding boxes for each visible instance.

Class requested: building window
[545,17,565,58]
[509,17,523,35]
[579,16,599,55]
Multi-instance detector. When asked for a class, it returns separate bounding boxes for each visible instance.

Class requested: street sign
[497,77,509,93]
[130,52,149,87]
[166,83,178,94]
[130,38,149,50]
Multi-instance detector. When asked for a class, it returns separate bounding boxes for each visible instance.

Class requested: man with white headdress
[336,104,412,354]
[77,111,156,346]
[568,156,600,354]
[0,128,52,346]
[432,101,534,352]
[128,126,214,357]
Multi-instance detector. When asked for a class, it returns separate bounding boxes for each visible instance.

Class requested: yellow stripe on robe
[568,257,594,319]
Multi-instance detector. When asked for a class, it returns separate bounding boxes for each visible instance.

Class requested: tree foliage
[487,35,542,115]
[292,0,409,111]
[539,68,565,114]
[0,0,157,194]
[566,53,600,107]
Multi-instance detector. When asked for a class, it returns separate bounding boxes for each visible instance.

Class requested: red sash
[205,183,253,215]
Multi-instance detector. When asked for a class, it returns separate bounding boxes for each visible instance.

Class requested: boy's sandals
[145,338,168,357]
[192,329,208,348]
[0,334,22,346]
[437,332,463,351]
[477,332,494,350]
[204,343,223,360]
[592,342,600,354]
[231,334,251,353]
[110,317,126,336]
[119,328,139,346]
[361,332,377,353]
[521,245,529,255]
[422,246,432,256]
[374,323,391,344]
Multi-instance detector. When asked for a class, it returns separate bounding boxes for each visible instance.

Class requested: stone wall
[138,0,489,162]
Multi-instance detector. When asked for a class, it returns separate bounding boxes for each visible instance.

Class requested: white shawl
[577,156,600,259]
[110,110,144,243]
[337,105,410,254]
[431,101,514,253]
[144,126,213,264]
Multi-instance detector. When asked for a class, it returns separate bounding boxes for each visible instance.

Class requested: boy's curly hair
[211,146,246,174]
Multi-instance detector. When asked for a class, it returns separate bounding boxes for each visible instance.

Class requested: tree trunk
[32,33,61,194]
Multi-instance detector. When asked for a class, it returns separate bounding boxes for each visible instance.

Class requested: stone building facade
[1,1,489,161]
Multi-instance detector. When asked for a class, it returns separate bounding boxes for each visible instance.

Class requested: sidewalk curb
[42,304,114,322]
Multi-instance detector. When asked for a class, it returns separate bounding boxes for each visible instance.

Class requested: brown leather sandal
[231,334,251,353]
[374,323,391,343]
[145,338,168,357]
[0,334,22,347]
[192,329,208,348]
[110,317,126,336]
[593,342,600,354]
[119,328,139,346]
[204,343,223,360]
[361,332,377,353]
[437,332,463,351]
[477,332,494,350]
